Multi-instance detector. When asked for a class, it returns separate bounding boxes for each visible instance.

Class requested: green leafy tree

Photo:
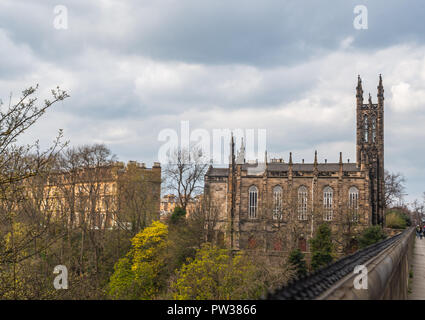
[108,221,169,299]
[385,208,410,229]
[357,226,387,249]
[170,206,186,224]
[171,243,262,300]
[386,211,407,229]
[288,249,307,278]
[310,224,334,271]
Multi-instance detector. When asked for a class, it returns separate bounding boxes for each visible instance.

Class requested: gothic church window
[364,115,369,142]
[371,116,376,143]
[298,186,308,220]
[273,186,283,220]
[248,186,258,219]
[349,186,359,222]
[323,186,333,221]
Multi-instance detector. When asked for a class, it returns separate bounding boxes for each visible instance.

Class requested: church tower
[356,75,385,226]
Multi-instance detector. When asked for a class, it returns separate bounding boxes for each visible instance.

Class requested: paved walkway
[409,236,425,300]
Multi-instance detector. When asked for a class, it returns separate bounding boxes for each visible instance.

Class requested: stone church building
[204,75,385,254]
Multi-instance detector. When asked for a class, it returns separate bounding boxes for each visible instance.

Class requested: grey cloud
[2,0,425,68]
[1,0,424,202]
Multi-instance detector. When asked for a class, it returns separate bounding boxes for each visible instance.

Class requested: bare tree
[384,170,407,208]
[186,194,221,245]
[57,145,116,286]
[0,85,68,186]
[410,199,424,226]
[0,85,68,299]
[164,148,208,211]
[115,161,161,236]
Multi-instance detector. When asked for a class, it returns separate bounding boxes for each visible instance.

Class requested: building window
[298,186,308,220]
[248,186,258,219]
[364,115,369,142]
[273,237,283,251]
[273,186,283,220]
[349,186,359,222]
[298,238,307,252]
[371,116,376,143]
[248,235,257,249]
[323,186,333,221]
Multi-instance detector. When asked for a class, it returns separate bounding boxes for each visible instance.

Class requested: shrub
[386,211,407,229]
[170,206,186,224]
[386,209,410,229]
[288,249,307,278]
[357,226,386,249]
[171,243,263,300]
[310,224,334,271]
[108,221,169,299]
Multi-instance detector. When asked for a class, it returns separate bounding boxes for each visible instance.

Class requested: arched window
[364,115,369,142]
[323,186,333,221]
[298,238,307,252]
[298,186,308,220]
[349,187,359,222]
[273,186,283,220]
[371,116,376,143]
[248,186,258,219]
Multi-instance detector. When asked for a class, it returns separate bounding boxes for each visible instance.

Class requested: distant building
[186,194,203,217]
[160,194,178,220]
[38,161,161,229]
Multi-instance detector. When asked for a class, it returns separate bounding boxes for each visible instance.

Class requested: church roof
[206,167,229,177]
[205,162,360,177]
[267,162,360,172]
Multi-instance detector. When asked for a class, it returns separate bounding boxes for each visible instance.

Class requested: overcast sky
[0,0,424,202]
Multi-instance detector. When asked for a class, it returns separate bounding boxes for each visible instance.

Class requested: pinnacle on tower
[339,152,343,164]
[289,152,293,165]
[229,133,235,165]
[356,75,363,98]
[236,137,245,164]
[314,150,318,165]
[377,74,384,99]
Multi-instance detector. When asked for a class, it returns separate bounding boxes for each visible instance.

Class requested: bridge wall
[318,227,415,300]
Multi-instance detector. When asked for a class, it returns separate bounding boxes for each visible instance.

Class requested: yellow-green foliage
[108,221,169,299]
[4,222,31,254]
[1,222,56,299]
[386,211,407,229]
[171,243,262,300]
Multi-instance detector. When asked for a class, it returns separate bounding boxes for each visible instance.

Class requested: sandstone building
[204,76,385,254]
[38,161,161,230]
[160,194,178,221]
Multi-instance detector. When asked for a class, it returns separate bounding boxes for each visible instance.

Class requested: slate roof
[206,162,360,177]
[206,167,229,177]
